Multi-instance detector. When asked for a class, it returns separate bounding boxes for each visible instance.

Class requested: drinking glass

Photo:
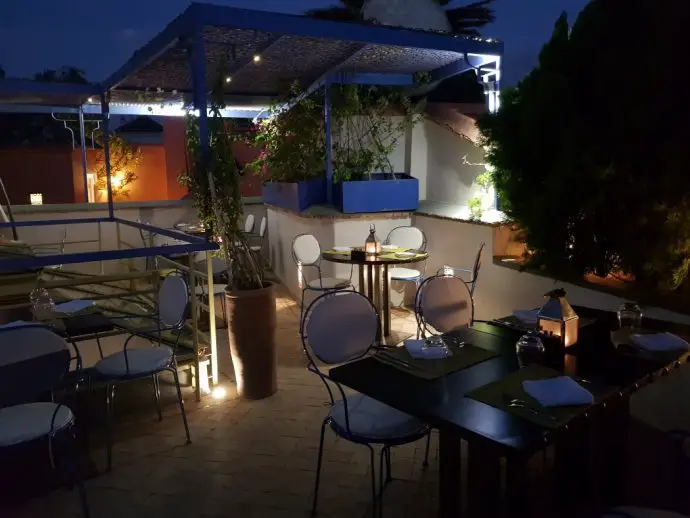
[515,332,545,367]
[617,302,643,330]
[423,335,451,357]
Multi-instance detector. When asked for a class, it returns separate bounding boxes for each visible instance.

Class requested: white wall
[413,214,690,325]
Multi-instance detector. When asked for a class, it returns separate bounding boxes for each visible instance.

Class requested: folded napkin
[54,300,95,315]
[630,332,689,352]
[522,376,594,407]
[513,309,539,324]
[404,339,451,360]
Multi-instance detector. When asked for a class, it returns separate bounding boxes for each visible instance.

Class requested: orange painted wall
[0,148,75,205]
[163,118,265,199]
[1,122,266,205]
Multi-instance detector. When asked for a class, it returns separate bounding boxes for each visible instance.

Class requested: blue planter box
[262,178,326,212]
[333,173,419,214]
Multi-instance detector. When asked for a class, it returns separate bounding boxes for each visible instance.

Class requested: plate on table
[332,246,352,252]
[394,251,416,259]
[381,244,398,251]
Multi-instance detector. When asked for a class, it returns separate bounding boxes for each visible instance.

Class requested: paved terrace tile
[4,285,679,518]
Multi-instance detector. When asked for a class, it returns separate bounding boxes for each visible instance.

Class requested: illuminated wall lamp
[30,193,43,206]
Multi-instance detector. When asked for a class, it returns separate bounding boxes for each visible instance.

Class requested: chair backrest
[244,214,255,233]
[385,226,426,251]
[415,275,473,335]
[258,216,267,238]
[470,242,485,295]
[0,326,70,407]
[303,290,378,364]
[158,274,189,328]
[292,233,321,266]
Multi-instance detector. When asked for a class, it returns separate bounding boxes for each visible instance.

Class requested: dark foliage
[478,0,690,293]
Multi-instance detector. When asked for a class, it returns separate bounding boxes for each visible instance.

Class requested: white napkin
[54,299,95,315]
[522,376,594,407]
[513,309,539,324]
[404,339,451,360]
[630,332,689,352]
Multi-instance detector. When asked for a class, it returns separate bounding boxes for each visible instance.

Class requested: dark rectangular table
[329,307,690,517]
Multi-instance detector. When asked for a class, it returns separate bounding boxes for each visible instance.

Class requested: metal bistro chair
[438,241,485,299]
[243,213,255,235]
[292,233,352,330]
[249,216,267,259]
[93,273,192,472]
[303,290,430,517]
[384,226,427,304]
[0,325,90,517]
[414,273,474,339]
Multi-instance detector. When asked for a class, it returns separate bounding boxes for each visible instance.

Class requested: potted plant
[330,84,425,213]
[180,70,277,400]
[249,82,327,212]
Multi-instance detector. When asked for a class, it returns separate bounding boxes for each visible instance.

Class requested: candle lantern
[364,224,381,257]
[536,288,579,347]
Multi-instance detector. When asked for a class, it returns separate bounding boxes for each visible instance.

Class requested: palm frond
[446,0,496,36]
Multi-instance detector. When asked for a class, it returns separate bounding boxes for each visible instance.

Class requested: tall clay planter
[224,281,277,399]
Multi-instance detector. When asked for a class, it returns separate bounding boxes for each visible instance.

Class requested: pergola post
[324,78,333,205]
[99,93,114,218]
[78,106,90,203]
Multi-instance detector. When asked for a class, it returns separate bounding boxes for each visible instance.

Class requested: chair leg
[365,444,377,518]
[299,288,308,334]
[423,431,431,468]
[152,374,163,422]
[60,427,91,518]
[105,383,116,472]
[311,419,328,517]
[378,446,386,518]
[384,446,392,483]
[170,367,191,444]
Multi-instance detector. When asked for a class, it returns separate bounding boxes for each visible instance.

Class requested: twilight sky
[0,0,589,86]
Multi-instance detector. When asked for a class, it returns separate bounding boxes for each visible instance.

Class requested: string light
[253,54,261,63]
[225,76,232,83]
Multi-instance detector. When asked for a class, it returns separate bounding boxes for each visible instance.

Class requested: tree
[478,0,690,294]
[34,66,87,84]
[306,0,495,37]
[91,133,142,200]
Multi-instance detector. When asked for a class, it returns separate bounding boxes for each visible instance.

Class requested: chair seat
[329,394,427,442]
[602,507,690,518]
[389,267,422,280]
[94,346,173,378]
[195,284,226,296]
[0,402,74,447]
[307,277,350,289]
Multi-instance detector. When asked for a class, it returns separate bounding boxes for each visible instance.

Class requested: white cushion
[95,346,173,378]
[329,394,427,441]
[0,402,74,446]
[195,284,226,296]
[603,507,690,518]
[389,267,422,280]
[307,277,350,289]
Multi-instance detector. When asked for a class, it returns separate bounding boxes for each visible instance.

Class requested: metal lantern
[364,224,381,256]
[536,288,579,347]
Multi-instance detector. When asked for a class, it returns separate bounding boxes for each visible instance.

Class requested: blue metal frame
[0,217,218,273]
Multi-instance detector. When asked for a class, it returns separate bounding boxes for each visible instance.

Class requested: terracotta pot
[224,281,277,399]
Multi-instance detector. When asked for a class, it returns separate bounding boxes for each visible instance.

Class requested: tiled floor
[6,285,684,518]
[10,286,437,518]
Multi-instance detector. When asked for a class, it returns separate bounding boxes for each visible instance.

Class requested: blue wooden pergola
[0,1,502,272]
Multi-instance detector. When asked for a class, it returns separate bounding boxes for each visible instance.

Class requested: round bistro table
[322,249,428,343]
